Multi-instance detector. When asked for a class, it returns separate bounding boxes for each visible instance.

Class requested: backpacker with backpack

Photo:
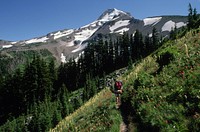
[114,81,122,94]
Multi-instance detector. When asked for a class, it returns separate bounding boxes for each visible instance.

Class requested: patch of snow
[110,20,130,33]
[2,45,13,49]
[176,22,187,28]
[61,53,66,63]
[132,31,136,37]
[25,36,48,44]
[11,41,17,44]
[66,41,74,47]
[53,29,74,39]
[162,21,187,32]
[98,21,103,26]
[143,17,162,26]
[149,33,152,37]
[74,28,97,44]
[162,20,175,32]
[115,27,129,34]
[74,51,84,62]
[72,43,88,53]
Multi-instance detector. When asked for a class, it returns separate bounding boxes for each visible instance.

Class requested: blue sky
[1,0,200,41]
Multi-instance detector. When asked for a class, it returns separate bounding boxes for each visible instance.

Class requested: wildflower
[179,70,185,79]
[184,95,187,99]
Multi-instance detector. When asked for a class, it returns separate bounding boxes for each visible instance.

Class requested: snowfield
[110,20,130,33]
[74,28,97,44]
[72,43,88,53]
[115,27,129,34]
[162,20,187,32]
[143,17,162,26]
[53,29,74,39]
[66,41,75,47]
[176,22,187,28]
[10,41,17,44]
[2,44,13,49]
[25,36,48,44]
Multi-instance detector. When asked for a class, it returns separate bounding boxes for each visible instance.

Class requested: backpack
[115,81,122,90]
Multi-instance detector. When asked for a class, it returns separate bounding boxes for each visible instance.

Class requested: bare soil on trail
[119,100,136,132]
[119,103,129,132]
[120,121,128,132]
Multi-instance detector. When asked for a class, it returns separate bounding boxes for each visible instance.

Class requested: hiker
[112,78,123,107]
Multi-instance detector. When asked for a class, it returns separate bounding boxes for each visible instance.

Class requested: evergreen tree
[23,55,38,105]
[77,54,85,88]
[55,63,66,96]
[169,24,178,40]
[103,40,110,74]
[121,32,130,66]
[83,73,97,101]
[129,33,134,60]
[58,84,70,117]
[188,3,194,30]
[52,108,62,126]
[85,43,95,73]
[139,32,146,57]
[133,30,140,60]
[11,68,25,113]
[36,58,52,101]
[49,58,57,85]
[114,39,121,69]
[64,58,79,91]
[152,27,159,50]
[107,39,115,73]
[187,3,199,29]
[144,34,153,56]
[96,39,104,75]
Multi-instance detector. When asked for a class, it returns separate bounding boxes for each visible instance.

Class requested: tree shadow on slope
[154,51,175,75]
[120,97,139,132]
[120,95,160,132]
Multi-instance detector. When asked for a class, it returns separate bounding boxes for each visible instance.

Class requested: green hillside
[51,27,200,131]
[121,27,200,131]
[50,88,122,131]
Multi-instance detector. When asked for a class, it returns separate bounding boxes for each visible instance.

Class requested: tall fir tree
[121,32,130,66]
[187,3,199,30]
[152,27,159,50]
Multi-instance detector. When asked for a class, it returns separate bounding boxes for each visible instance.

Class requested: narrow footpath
[119,102,130,132]
[119,98,136,132]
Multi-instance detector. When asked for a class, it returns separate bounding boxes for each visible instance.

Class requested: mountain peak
[98,8,131,22]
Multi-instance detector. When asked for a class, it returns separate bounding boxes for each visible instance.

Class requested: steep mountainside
[0,8,187,63]
[51,26,200,132]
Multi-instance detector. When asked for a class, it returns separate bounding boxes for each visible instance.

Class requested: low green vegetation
[50,88,122,131]
[122,27,200,131]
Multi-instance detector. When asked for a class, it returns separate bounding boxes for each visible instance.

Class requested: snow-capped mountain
[0,8,188,63]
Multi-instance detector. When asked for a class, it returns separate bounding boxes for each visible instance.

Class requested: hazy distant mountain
[0,8,188,63]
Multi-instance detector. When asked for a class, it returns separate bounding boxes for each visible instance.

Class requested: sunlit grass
[50,87,122,131]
